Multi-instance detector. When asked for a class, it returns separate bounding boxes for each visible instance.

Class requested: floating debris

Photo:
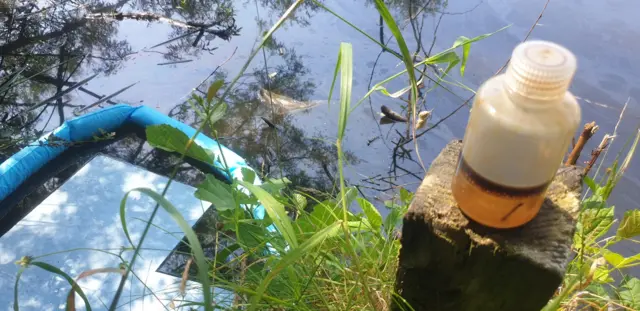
[257,88,321,113]
[415,110,432,130]
[380,105,407,123]
[157,59,193,66]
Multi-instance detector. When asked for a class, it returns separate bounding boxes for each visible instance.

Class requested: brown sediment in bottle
[451,154,551,229]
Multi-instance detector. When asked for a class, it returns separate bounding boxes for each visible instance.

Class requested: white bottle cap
[505,40,577,101]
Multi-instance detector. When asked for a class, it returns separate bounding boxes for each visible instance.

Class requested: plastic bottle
[451,40,581,229]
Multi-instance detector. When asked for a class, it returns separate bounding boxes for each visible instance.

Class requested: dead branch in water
[584,134,613,175]
[85,12,240,40]
[565,121,598,166]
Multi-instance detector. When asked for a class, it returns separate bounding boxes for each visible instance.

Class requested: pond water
[1,0,640,257]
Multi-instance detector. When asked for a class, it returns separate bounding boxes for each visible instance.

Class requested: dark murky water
[1,0,640,256]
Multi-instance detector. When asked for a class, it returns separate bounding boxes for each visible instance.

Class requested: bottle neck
[502,77,564,109]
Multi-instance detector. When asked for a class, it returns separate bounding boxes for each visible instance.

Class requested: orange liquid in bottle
[451,155,550,228]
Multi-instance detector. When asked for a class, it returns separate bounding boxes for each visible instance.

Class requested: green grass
[7,1,640,311]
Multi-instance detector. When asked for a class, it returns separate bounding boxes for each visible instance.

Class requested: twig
[565,121,598,166]
[584,134,613,175]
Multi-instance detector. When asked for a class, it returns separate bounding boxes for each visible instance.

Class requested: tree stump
[393,140,583,311]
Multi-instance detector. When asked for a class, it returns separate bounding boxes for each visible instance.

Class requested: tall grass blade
[337,43,353,141]
[237,180,298,248]
[75,82,138,114]
[327,47,342,109]
[374,0,418,110]
[67,268,125,310]
[618,128,640,179]
[13,267,25,311]
[455,36,472,76]
[248,221,343,311]
[119,188,213,311]
[30,261,92,311]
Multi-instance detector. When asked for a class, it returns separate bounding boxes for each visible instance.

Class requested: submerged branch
[85,12,240,40]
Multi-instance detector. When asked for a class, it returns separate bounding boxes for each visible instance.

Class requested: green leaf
[425,51,459,65]
[617,210,640,240]
[237,222,267,250]
[344,186,358,208]
[336,42,353,141]
[241,167,256,184]
[215,243,241,265]
[602,250,640,269]
[119,188,213,311]
[261,178,291,195]
[306,201,341,228]
[399,187,413,205]
[357,198,382,230]
[237,180,298,249]
[454,36,472,76]
[373,78,424,99]
[583,176,598,192]
[248,221,343,311]
[593,265,613,284]
[195,175,236,211]
[146,124,213,164]
[384,208,402,232]
[292,193,307,211]
[443,58,461,77]
[619,276,640,308]
[580,206,614,240]
[30,261,92,311]
[206,79,224,104]
[208,101,228,126]
[452,25,511,50]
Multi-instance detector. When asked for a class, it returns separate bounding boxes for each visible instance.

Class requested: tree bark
[393,140,583,311]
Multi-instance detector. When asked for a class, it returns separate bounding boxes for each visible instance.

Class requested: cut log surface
[393,140,583,311]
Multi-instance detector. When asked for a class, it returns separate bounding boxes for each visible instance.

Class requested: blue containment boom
[0,104,267,229]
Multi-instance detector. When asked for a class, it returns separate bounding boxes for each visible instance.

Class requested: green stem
[336,139,378,310]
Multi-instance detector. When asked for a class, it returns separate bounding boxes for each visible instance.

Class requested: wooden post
[393,140,583,311]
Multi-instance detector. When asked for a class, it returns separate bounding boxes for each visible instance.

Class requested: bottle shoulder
[473,75,581,135]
